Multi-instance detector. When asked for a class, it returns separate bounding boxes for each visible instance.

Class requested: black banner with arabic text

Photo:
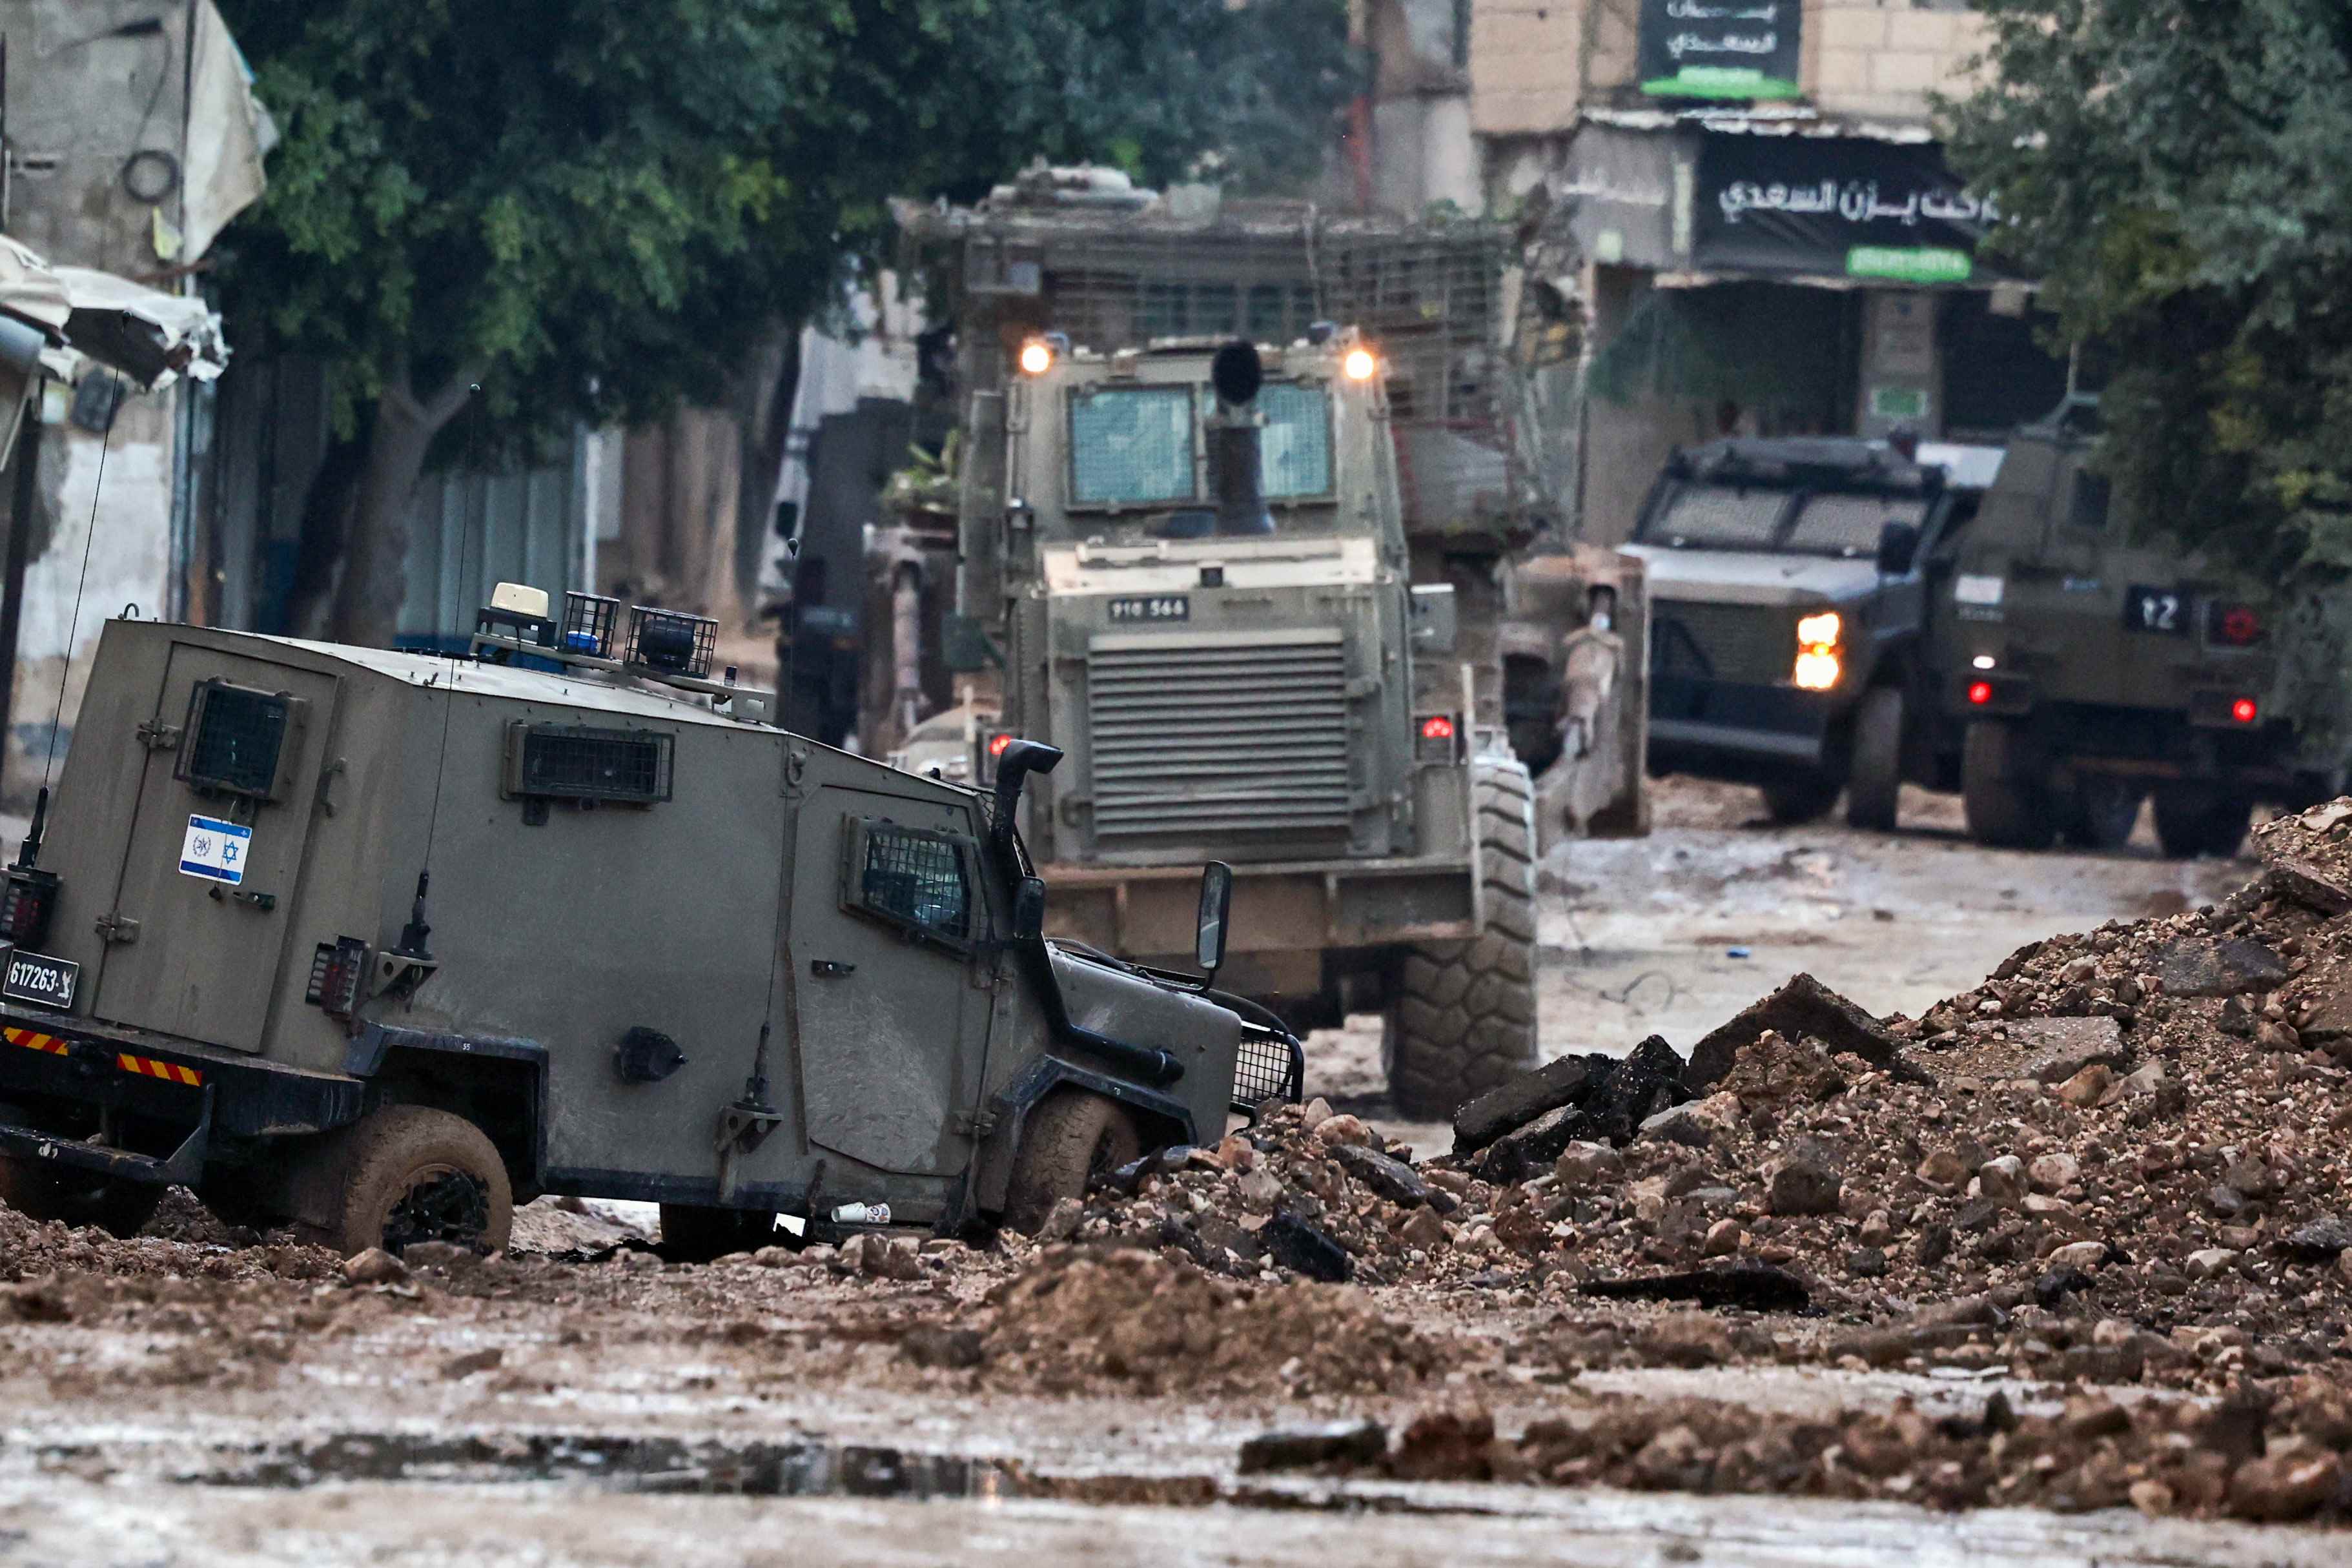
[1693,133,2004,283]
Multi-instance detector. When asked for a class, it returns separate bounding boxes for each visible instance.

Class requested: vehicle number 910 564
[1107,595,1189,623]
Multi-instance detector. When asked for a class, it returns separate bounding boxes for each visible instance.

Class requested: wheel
[0,1158,161,1236]
[1845,687,1905,832]
[311,1105,513,1257]
[1386,755,1540,1119]
[1760,773,1840,825]
[1961,721,2054,849]
[2058,775,2143,850]
[660,1204,779,1261]
[1005,1090,1141,1234]
[2153,788,2253,859]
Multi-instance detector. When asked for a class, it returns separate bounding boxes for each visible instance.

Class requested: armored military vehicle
[1628,436,2007,831]
[0,591,1296,1254]
[1936,398,2340,855]
[954,329,1536,1117]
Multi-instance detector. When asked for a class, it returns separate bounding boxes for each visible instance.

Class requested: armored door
[95,644,338,1052]
[790,784,990,1175]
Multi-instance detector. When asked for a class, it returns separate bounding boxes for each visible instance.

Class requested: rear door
[94,644,338,1052]
[790,785,990,1175]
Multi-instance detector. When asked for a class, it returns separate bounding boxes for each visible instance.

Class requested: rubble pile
[1055,802,2352,1388]
[1256,1378,2352,1523]
[0,1201,337,1288]
[957,1245,1451,1396]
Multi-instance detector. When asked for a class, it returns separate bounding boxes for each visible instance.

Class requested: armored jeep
[1626,436,2007,831]
[954,331,1537,1117]
[0,593,1296,1254]
[1936,398,2342,855]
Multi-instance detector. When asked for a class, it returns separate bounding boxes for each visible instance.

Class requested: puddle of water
[186,1432,1017,1502]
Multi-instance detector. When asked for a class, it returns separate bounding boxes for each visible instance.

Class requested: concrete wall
[1469,0,1991,137]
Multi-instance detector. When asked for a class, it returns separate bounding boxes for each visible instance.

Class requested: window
[1070,385,1196,505]
[1644,484,1790,549]
[1259,383,1335,498]
[2068,472,2112,531]
[177,680,295,800]
[843,818,974,949]
[504,723,673,804]
[1786,494,1930,556]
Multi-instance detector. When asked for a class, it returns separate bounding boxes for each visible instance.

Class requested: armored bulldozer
[0,589,1296,1254]
[950,329,1536,1117]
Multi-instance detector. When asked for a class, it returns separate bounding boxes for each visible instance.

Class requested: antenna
[394,381,484,962]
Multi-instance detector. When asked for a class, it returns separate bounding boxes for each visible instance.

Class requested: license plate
[2123,585,2189,635]
[0,946,79,1012]
[1107,595,1189,623]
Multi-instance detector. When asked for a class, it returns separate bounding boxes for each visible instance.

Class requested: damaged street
[5,799,2349,1562]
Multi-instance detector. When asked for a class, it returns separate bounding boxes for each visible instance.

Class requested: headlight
[1796,611,1842,647]
[1793,650,1843,691]
[1342,347,1378,382]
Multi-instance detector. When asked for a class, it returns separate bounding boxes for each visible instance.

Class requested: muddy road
[6,782,2342,1566]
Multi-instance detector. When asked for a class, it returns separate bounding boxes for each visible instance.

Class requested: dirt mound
[0,1198,338,1286]
[974,1246,1451,1396]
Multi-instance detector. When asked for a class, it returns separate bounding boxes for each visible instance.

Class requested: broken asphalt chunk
[1327,1143,1435,1209]
[1263,1206,1353,1283]
[1451,1054,1593,1154]
[2149,937,2287,999]
[1684,973,1901,1092]
[1236,1420,1388,1474]
[1580,1262,1810,1312]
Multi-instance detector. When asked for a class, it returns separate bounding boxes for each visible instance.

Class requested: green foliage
[1942,1,2352,571]
[214,0,1355,453]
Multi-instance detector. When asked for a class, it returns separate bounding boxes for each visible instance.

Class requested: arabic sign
[1693,134,2002,282]
[1559,124,1685,270]
[1638,0,1801,100]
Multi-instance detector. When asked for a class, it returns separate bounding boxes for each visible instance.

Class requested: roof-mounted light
[1342,347,1378,383]
[1018,339,1054,376]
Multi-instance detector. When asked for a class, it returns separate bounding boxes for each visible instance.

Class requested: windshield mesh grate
[1786,494,1928,555]
[511,725,673,804]
[855,824,971,943]
[1650,484,1788,547]
[1070,386,1196,504]
[1260,383,1333,496]
[179,682,291,799]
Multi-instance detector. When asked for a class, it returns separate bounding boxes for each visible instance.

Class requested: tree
[1941,1,2352,573]
[215,0,1353,644]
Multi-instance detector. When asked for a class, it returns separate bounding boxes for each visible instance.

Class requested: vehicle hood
[1621,545,1879,609]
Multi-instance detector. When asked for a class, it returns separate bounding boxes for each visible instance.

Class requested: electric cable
[42,383,119,791]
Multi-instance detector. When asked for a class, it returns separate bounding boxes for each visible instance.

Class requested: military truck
[1937,398,2339,855]
[951,329,1535,1117]
[0,591,1297,1254]
[1628,436,2005,831]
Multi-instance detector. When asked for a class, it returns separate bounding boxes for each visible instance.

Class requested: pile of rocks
[1251,1377,2352,1523]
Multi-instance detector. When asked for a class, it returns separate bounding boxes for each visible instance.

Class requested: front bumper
[1647,677,1843,778]
[1040,855,1478,964]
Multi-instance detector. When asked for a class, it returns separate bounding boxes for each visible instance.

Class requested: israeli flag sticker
[179,815,252,885]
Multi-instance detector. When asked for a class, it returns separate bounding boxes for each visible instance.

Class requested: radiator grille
[1652,601,1794,682]
[1086,633,1355,841]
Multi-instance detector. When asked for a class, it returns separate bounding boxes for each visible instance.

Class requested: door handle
[811,959,856,978]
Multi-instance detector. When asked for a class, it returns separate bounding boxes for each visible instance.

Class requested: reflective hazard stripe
[5,1026,201,1086]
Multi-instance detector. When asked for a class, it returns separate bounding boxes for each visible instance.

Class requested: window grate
[178,681,291,799]
[1070,385,1196,504]
[509,724,673,804]
[857,823,972,944]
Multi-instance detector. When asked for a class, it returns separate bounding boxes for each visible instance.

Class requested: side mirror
[1876,519,1922,577]
[1196,861,1232,977]
[1013,876,1047,942]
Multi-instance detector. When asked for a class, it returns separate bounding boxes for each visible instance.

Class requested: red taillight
[1967,681,1994,706]
[987,733,1014,758]
[1419,715,1456,741]
[2231,697,2258,724]
[0,868,58,948]
[2214,606,2263,647]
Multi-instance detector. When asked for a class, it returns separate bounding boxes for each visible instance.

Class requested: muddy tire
[1845,686,1904,832]
[2059,775,2143,851]
[0,1157,161,1236]
[1760,773,1839,826]
[2153,788,2253,859]
[1005,1090,1142,1234]
[312,1105,513,1258]
[660,1205,778,1261]
[1961,721,2053,850]
[1386,756,1539,1119]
